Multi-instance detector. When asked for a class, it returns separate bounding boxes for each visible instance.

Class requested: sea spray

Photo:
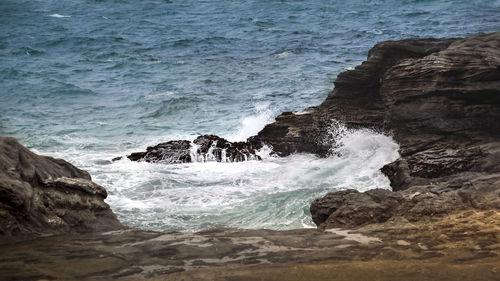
[228,102,276,142]
[51,122,399,232]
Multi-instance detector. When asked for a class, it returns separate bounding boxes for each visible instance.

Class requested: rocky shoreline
[1,32,499,280]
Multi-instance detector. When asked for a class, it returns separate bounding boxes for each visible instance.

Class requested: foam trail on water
[49,14,71,18]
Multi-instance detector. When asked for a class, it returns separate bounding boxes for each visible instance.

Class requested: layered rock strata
[0,136,123,236]
[310,32,500,228]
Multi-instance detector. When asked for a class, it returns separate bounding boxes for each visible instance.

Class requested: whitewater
[1,0,499,231]
[45,119,400,232]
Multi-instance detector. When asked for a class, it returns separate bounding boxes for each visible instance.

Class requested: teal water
[1,0,499,231]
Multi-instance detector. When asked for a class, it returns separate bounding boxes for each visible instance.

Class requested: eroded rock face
[308,32,500,229]
[379,32,500,191]
[311,174,500,229]
[126,135,262,164]
[249,38,457,156]
[0,136,123,236]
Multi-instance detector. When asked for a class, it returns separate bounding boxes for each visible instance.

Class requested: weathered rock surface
[1,210,498,280]
[379,32,500,191]
[0,136,123,236]
[127,135,262,164]
[309,32,500,229]
[249,37,457,156]
[311,174,500,228]
[127,37,462,161]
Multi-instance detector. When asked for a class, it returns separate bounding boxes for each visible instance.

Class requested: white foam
[227,102,275,142]
[49,14,71,18]
[275,51,292,58]
[145,91,175,99]
[43,122,399,232]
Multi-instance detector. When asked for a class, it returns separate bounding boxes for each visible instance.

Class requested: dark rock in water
[250,37,457,156]
[127,140,192,163]
[192,135,262,162]
[0,136,123,236]
[308,32,500,229]
[127,135,262,164]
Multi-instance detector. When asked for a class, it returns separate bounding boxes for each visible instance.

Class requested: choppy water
[1,0,499,231]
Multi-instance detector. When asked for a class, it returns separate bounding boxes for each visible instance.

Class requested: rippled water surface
[1,0,499,231]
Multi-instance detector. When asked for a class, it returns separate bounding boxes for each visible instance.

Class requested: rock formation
[0,136,123,236]
[1,32,499,280]
[310,32,500,228]
[122,32,499,231]
[127,135,262,164]
[249,37,458,156]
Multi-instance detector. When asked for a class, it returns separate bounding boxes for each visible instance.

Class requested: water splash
[49,14,71,18]
[47,121,399,232]
[228,102,275,142]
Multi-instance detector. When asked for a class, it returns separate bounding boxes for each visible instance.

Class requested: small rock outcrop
[126,135,263,164]
[0,136,123,236]
[309,32,500,229]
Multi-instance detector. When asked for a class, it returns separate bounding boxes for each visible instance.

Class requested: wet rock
[311,174,500,229]
[127,140,192,163]
[250,38,456,156]
[127,135,262,164]
[378,32,500,191]
[308,32,500,228]
[0,136,123,236]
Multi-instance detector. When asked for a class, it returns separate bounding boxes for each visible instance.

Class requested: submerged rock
[126,135,263,164]
[0,136,123,236]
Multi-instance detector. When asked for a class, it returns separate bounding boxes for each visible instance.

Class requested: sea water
[1,0,499,231]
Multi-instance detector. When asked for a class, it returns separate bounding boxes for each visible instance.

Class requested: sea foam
[49,14,71,18]
[51,122,399,232]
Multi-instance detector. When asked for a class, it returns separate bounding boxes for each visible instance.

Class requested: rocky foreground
[1,32,499,280]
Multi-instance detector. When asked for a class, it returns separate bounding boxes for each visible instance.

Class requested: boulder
[311,174,500,229]
[0,136,123,236]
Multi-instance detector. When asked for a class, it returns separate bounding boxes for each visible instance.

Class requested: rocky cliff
[1,32,499,280]
[0,136,123,236]
[309,32,500,228]
[122,33,500,231]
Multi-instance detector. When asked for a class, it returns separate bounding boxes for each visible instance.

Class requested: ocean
[1,0,499,231]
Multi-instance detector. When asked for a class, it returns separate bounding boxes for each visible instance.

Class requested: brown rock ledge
[0,210,498,280]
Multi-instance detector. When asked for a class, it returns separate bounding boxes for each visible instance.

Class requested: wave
[53,121,400,232]
[49,14,71,18]
[227,102,275,142]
